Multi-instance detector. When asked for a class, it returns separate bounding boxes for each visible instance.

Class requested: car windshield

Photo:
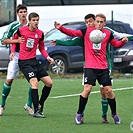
[44,22,85,41]
[44,29,67,41]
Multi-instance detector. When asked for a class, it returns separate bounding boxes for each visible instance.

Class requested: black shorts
[84,68,112,86]
[18,58,48,82]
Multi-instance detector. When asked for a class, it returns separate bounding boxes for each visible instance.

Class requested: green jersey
[56,37,84,47]
[1,21,22,42]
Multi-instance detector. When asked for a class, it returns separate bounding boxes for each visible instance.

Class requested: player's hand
[54,21,61,29]
[47,56,54,64]
[51,40,56,46]
[18,36,25,43]
[9,52,15,61]
[122,37,128,43]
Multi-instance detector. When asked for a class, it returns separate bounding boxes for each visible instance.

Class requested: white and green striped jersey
[104,26,133,70]
[104,26,133,41]
[1,21,22,42]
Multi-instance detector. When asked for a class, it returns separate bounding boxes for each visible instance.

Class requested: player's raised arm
[54,21,62,29]
[54,21,83,37]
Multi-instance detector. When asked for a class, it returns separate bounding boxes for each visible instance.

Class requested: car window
[44,23,85,41]
[106,24,127,33]
[44,29,68,41]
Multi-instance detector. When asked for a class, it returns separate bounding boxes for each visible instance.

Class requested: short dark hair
[84,14,95,20]
[28,12,39,21]
[16,4,27,13]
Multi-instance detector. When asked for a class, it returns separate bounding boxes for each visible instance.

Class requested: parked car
[36,20,133,74]
[0,20,133,74]
[0,42,10,71]
[113,45,133,73]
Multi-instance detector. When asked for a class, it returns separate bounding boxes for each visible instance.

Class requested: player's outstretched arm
[52,37,84,47]
[110,37,128,48]
[104,26,133,41]
[54,21,83,37]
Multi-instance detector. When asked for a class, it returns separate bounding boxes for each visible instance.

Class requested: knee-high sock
[77,95,88,114]
[108,98,116,115]
[26,86,32,107]
[101,98,108,117]
[39,85,51,106]
[31,89,39,113]
[1,83,11,106]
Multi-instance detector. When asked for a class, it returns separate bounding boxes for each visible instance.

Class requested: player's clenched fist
[122,37,128,43]
[54,21,61,29]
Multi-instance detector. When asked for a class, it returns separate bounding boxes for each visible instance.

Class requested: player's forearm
[1,38,19,45]
[110,39,125,48]
[11,44,17,53]
[40,50,49,59]
[56,40,75,46]
[56,37,84,47]
[39,42,49,58]
[59,26,82,37]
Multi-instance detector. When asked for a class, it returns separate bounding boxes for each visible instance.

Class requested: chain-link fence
[39,12,133,33]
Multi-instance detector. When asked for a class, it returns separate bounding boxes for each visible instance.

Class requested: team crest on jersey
[103,33,106,37]
[35,34,38,38]
[93,43,101,50]
[26,38,34,48]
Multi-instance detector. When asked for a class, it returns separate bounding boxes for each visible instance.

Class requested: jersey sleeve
[80,28,87,37]
[110,38,126,48]
[1,27,13,42]
[56,37,84,47]
[104,26,133,41]
[113,32,133,41]
[11,33,19,53]
[58,26,83,37]
[108,32,126,48]
[38,33,49,58]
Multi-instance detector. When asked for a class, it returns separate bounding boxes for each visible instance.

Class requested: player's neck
[19,19,28,25]
[28,25,37,31]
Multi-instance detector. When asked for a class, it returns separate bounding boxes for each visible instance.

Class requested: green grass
[0,77,133,133]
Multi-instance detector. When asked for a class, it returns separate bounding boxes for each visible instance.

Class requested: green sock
[26,87,32,107]
[1,83,11,106]
[101,98,108,117]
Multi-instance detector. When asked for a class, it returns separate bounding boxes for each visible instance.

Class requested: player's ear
[104,22,106,26]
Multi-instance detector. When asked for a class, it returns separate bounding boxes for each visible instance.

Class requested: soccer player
[54,13,128,124]
[51,14,95,47]
[12,12,54,118]
[0,4,34,116]
[52,14,133,123]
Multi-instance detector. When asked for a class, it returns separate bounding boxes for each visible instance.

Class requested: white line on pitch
[49,87,133,99]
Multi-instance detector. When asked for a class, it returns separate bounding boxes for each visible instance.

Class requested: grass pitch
[0,77,133,133]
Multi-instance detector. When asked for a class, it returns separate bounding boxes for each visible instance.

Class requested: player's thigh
[98,69,111,87]
[7,57,19,79]
[36,64,52,87]
[19,60,36,82]
[84,68,96,86]
[40,76,52,87]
